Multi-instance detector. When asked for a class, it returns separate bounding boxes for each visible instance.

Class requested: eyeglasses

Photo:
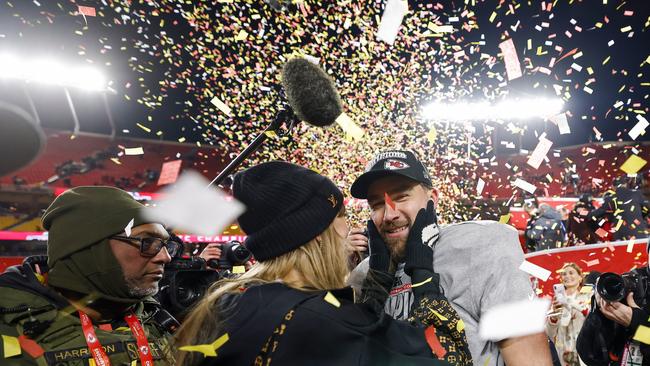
[110,235,181,258]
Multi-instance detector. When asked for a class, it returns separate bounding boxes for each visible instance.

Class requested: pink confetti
[499,38,523,80]
[78,5,96,17]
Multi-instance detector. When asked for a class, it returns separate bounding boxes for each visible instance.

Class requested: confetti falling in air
[519,260,551,281]
[144,171,245,236]
[124,147,144,156]
[0,0,649,227]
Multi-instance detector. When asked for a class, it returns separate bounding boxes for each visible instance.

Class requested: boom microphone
[208,57,343,187]
[281,57,342,127]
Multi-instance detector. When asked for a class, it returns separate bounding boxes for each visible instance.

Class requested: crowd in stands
[524,175,650,252]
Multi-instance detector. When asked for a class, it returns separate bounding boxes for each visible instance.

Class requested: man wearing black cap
[0,186,178,364]
[348,150,552,366]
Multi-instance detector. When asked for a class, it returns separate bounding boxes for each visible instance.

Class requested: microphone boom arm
[207,108,295,188]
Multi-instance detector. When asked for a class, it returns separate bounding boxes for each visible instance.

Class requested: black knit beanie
[232,161,344,262]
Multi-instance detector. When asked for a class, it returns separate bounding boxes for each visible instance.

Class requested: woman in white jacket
[547,262,592,366]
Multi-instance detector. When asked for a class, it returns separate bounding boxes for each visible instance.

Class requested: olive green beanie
[43,186,162,304]
[43,186,151,267]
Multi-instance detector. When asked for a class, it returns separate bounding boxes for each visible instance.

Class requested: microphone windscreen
[281,57,342,127]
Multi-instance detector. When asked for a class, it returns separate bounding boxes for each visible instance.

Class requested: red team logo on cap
[384,159,410,170]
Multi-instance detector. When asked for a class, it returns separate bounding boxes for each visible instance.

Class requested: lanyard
[79,311,154,366]
[124,313,155,366]
[79,311,111,366]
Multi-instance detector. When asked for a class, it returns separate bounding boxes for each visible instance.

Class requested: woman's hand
[549,299,563,323]
[347,227,369,255]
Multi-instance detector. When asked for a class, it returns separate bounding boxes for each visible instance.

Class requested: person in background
[523,200,540,252]
[547,263,591,366]
[588,176,650,241]
[567,194,598,245]
[527,204,567,251]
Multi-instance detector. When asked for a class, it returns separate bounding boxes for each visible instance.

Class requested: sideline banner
[525,239,648,297]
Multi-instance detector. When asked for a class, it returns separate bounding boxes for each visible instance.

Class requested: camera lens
[231,244,251,264]
[597,272,626,302]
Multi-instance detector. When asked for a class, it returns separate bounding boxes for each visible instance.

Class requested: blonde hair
[174,222,350,365]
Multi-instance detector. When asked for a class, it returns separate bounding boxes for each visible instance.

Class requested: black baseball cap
[350,150,433,199]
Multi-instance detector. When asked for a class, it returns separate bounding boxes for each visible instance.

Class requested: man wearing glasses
[0,186,178,364]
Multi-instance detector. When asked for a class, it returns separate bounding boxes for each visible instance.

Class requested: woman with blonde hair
[175,161,468,366]
[547,262,592,366]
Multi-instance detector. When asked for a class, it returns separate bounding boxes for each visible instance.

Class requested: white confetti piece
[376,0,408,45]
[527,137,553,169]
[124,218,134,237]
[124,147,144,156]
[551,113,571,135]
[479,298,550,341]
[628,115,649,140]
[519,260,551,281]
[144,171,245,236]
[513,178,537,194]
[476,178,485,195]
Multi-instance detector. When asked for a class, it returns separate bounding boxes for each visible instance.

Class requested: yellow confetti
[124,147,144,156]
[429,308,448,321]
[489,11,497,22]
[426,128,437,143]
[456,319,465,332]
[232,265,245,274]
[620,25,632,33]
[211,96,232,116]
[324,291,341,308]
[499,214,511,224]
[1,335,21,358]
[110,158,122,165]
[235,29,248,41]
[634,325,650,344]
[179,333,230,357]
[136,123,151,133]
[427,23,454,33]
[335,113,364,141]
[264,130,278,138]
[627,239,635,253]
[620,155,647,175]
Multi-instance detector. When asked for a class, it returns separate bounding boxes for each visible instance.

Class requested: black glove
[404,200,437,277]
[366,220,391,273]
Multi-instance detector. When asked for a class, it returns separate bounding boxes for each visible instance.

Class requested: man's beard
[381,234,407,263]
[382,221,410,263]
[125,275,158,298]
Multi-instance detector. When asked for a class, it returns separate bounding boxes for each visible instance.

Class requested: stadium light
[421,97,564,122]
[0,53,106,91]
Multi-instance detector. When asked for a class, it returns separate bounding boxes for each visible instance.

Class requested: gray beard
[125,277,158,298]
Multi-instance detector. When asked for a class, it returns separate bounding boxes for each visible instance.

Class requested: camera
[207,240,251,270]
[157,237,252,320]
[596,271,648,306]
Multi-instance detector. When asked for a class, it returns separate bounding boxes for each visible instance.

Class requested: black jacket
[588,187,650,241]
[200,282,451,366]
[577,268,650,365]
